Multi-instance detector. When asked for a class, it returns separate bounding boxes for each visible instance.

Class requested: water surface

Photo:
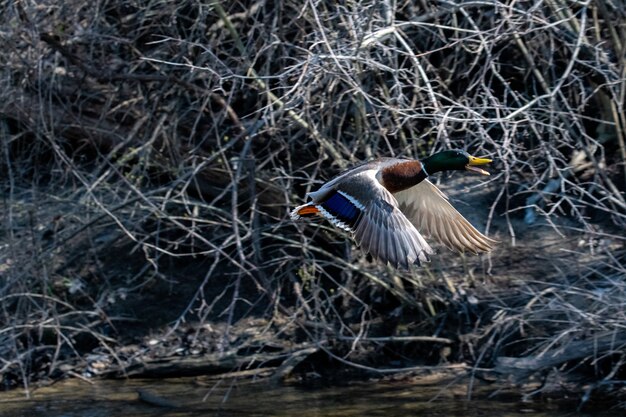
[0,377,616,416]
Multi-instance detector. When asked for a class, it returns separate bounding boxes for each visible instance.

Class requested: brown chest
[379,161,427,193]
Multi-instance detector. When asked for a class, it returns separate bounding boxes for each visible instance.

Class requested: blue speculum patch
[321,192,361,226]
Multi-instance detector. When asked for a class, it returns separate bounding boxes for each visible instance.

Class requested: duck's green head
[422,149,492,176]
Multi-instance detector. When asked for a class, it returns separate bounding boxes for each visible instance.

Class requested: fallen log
[494,332,626,379]
[98,343,319,379]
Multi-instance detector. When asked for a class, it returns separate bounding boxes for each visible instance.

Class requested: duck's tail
[290,203,320,220]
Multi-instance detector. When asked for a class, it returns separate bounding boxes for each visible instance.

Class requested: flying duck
[291,150,496,268]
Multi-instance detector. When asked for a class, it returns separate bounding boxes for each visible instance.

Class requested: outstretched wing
[394,180,496,254]
[332,171,433,268]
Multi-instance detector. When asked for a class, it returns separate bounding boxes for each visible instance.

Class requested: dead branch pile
[1,0,625,406]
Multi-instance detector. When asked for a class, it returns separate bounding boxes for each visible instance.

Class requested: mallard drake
[291,150,496,268]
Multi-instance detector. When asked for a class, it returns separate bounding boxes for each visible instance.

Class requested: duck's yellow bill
[466,155,492,175]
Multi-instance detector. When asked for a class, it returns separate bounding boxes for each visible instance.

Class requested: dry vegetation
[1,0,626,409]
